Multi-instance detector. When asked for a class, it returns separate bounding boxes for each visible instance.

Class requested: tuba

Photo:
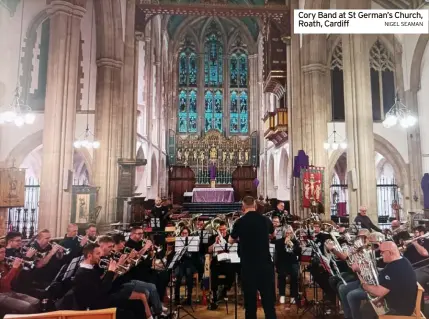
[174,219,193,236]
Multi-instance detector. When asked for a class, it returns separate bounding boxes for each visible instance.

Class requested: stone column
[248,54,258,134]
[300,33,329,218]
[121,0,136,159]
[93,58,123,223]
[39,0,86,236]
[144,33,153,138]
[405,89,423,209]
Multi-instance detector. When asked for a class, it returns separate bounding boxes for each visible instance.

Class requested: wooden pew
[4,308,116,319]
[375,283,426,319]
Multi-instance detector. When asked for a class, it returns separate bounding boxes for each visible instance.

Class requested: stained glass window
[177,43,198,133]
[229,52,248,133]
[204,23,224,132]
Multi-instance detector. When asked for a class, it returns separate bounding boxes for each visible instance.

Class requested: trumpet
[20,246,47,260]
[49,242,71,255]
[399,232,429,252]
[5,256,35,270]
[99,259,130,275]
[77,235,97,244]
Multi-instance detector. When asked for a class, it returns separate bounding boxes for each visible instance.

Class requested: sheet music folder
[150,218,161,228]
[213,242,240,263]
[175,236,200,252]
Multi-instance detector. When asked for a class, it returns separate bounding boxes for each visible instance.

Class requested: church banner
[300,166,324,208]
[0,168,26,208]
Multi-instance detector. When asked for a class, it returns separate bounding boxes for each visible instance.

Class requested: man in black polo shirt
[229,196,277,319]
[361,241,417,318]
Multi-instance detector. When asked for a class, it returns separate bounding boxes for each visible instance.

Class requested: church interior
[0,0,429,318]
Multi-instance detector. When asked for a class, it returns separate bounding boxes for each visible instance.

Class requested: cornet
[5,256,35,270]
[20,246,47,260]
[49,243,71,255]
[77,235,97,244]
[99,259,130,275]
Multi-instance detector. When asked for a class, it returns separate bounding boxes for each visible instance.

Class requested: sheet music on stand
[150,218,161,228]
[168,246,187,270]
[62,256,84,280]
[175,236,200,252]
[197,230,210,244]
[213,243,240,263]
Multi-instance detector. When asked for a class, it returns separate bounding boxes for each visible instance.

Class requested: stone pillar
[342,43,377,221]
[287,0,303,217]
[248,54,258,134]
[121,0,136,159]
[39,0,86,236]
[405,89,423,209]
[93,58,123,223]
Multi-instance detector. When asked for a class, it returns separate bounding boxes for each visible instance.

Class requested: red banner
[301,167,324,208]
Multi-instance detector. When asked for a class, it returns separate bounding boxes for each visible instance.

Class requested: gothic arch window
[178,39,198,133]
[204,22,223,132]
[369,40,395,121]
[229,47,249,134]
[176,20,251,135]
[330,41,344,121]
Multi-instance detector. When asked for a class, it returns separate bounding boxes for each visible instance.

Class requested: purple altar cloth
[192,188,234,203]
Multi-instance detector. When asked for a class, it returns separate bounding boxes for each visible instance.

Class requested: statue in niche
[200,150,205,161]
[238,149,243,162]
[210,147,217,159]
[184,149,189,161]
[177,149,182,161]
[244,150,249,162]
[222,150,227,162]
[229,151,234,161]
[193,150,198,161]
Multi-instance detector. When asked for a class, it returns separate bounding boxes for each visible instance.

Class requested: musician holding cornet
[58,223,90,260]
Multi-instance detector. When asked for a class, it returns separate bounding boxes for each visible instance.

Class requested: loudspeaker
[63,169,73,192]
[347,169,358,190]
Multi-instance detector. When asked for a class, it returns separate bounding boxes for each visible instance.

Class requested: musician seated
[391,220,400,232]
[85,224,98,242]
[272,222,301,305]
[207,221,235,309]
[5,231,24,258]
[404,226,429,290]
[14,229,65,296]
[0,244,40,317]
[309,221,337,305]
[174,226,198,305]
[125,227,170,301]
[338,230,383,319]
[361,241,417,318]
[96,235,168,319]
[59,224,89,261]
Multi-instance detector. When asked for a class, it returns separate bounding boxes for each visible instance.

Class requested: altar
[192,187,235,203]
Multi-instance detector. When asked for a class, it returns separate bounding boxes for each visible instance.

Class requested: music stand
[150,217,161,229]
[168,244,199,319]
[197,230,210,244]
[175,236,200,253]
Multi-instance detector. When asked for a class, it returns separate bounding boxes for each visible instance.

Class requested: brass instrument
[77,235,97,244]
[350,237,389,315]
[20,246,47,260]
[175,219,193,236]
[5,256,35,270]
[49,242,71,255]
[98,259,130,275]
[398,232,429,252]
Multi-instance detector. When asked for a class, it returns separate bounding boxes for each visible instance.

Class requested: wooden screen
[168,166,196,204]
[232,166,257,201]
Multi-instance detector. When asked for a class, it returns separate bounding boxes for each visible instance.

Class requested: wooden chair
[376,283,426,319]
[4,308,116,319]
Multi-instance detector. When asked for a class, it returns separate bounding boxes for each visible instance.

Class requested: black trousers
[277,263,299,298]
[309,263,336,303]
[210,262,235,301]
[241,264,277,319]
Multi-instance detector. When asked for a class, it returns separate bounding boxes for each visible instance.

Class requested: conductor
[229,196,277,319]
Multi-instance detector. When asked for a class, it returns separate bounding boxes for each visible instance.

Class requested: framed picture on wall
[71,185,98,224]
[0,168,26,208]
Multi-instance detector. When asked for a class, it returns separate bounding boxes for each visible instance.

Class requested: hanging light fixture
[324,124,347,151]
[0,1,35,127]
[74,124,100,149]
[73,4,99,149]
[382,35,417,129]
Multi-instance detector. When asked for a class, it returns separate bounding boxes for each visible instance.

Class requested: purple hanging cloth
[209,163,216,180]
[293,150,309,178]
